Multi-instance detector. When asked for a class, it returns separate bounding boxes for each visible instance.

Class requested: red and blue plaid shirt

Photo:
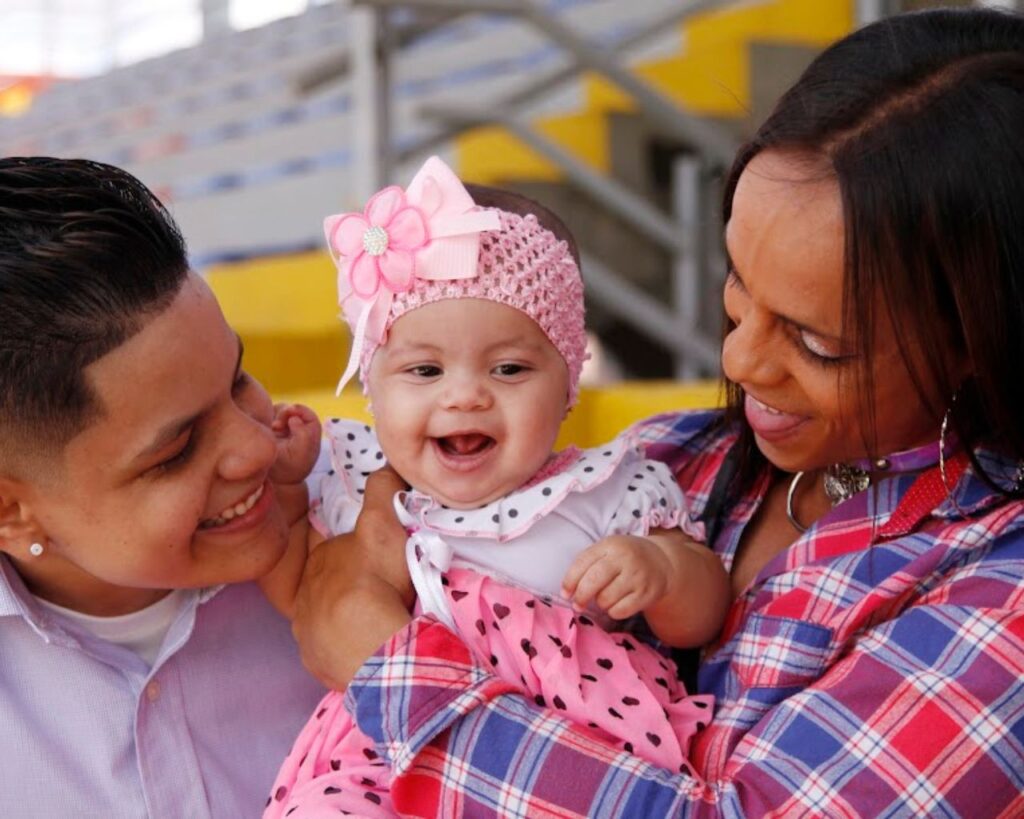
[345,410,1024,817]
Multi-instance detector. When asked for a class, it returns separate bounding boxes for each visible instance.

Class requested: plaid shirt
[346,410,1024,817]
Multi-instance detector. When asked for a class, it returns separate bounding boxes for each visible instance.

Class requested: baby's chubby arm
[561,528,730,648]
[259,403,324,619]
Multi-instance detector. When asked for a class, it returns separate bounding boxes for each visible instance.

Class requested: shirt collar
[0,555,224,623]
[935,448,1023,519]
[0,555,40,619]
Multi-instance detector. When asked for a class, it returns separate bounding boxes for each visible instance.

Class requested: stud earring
[28,542,44,557]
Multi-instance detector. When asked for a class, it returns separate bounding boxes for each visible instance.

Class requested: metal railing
[345,0,746,378]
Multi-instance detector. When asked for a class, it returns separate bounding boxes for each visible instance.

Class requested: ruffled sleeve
[308,419,385,537]
[605,448,704,543]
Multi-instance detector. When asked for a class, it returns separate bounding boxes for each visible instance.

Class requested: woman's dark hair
[0,157,189,464]
[720,8,1024,496]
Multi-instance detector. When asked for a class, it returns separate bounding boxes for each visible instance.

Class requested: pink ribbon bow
[325,156,501,393]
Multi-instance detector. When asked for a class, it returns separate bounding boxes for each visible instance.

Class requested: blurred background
[0,0,1015,445]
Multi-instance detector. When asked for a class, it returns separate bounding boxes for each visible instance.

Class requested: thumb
[361,465,408,516]
[354,464,414,606]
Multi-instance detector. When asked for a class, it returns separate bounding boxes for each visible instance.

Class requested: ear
[0,477,44,551]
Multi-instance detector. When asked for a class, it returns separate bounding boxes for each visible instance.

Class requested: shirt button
[146,681,161,702]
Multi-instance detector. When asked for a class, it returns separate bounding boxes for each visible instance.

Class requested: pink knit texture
[355,209,588,405]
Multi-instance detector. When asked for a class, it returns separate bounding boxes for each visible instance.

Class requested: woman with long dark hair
[293,8,1024,816]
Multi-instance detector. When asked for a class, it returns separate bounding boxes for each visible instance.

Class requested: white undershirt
[35,589,188,667]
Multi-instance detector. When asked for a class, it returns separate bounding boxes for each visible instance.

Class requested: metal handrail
[356,0,740,165]
[345,0,748,377]
[395,0,736,163]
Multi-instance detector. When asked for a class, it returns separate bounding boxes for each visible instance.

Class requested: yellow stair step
[456,0,853,184]
[457,107,612,186]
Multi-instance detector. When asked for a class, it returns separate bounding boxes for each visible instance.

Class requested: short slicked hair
[0,157,189,464]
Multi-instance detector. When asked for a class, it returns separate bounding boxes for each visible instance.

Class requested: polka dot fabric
[442,568,713,773]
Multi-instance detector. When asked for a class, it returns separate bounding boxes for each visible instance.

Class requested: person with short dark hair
[0,157,324,816]
[293,9,1024,816]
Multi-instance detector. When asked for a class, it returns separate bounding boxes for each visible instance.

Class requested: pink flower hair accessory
[325,156,501,393]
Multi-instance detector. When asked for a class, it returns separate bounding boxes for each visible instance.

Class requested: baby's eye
[493,363,527,377]
[408,364,442,378]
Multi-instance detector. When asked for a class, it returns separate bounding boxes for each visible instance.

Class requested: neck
[8,554,171,616]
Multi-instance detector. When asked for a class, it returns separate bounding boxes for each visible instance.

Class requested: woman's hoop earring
[28,542,44,557]
[938,392,968,518]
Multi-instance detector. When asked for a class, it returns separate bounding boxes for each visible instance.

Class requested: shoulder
[628,409,737,487]
[932,500,1024,594]
[314,419,383,535]
[630,409,732,459]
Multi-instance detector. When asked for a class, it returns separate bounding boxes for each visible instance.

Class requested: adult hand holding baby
[291,465,413,690]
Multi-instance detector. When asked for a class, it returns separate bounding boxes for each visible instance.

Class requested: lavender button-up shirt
[0,557,324,818]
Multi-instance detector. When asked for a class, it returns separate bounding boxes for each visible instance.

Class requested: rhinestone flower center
[362,226,389,256]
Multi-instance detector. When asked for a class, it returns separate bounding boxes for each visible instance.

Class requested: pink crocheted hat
[324,156,587,405]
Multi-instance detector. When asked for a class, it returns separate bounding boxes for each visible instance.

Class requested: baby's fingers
[271,403,302,434]
[605,590,646,621]
[562,546,604,598]
[567,558,621,610]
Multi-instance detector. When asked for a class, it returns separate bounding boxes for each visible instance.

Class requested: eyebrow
[725,251,844,343]
[380,341,443,361]
[132,334,244,465]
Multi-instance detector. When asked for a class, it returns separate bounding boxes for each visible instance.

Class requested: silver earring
[939,394,968,518]
[28,542,44,557]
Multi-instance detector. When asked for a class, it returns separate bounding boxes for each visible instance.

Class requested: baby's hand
[561,535,671,620]
[270,403,322,485]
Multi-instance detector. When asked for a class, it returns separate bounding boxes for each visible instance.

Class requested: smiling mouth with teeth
[198,484,265,530]
[752,396,783,414]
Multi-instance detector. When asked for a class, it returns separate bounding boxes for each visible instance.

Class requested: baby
[262,157,729,817]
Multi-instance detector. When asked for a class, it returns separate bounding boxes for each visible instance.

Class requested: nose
[441,373,493,412]
[720,306,785,389]
[216,407,278,483]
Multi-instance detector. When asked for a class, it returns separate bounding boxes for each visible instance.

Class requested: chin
[422,483,506,511]
[205,521,290,584]
[755,439,823,474]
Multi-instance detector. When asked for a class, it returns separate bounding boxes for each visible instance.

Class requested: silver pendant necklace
[784,440,949,534]
[786,465,870,533]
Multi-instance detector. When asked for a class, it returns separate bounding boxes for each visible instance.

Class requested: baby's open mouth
[198,484,265,530]
[436,433,495,457]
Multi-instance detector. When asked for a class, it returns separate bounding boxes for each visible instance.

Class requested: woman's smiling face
[721,150,947,473]
[9,274,290,614]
